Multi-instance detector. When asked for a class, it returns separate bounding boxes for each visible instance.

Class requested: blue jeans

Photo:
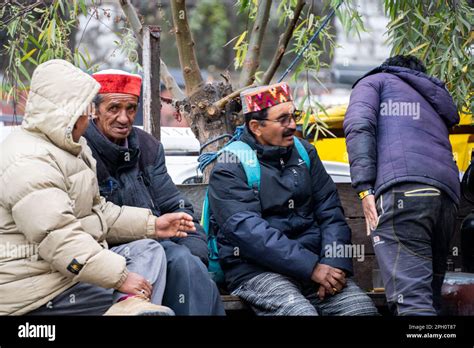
[373,183,458,315]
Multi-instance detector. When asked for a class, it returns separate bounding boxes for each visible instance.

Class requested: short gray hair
[92,94,104,108]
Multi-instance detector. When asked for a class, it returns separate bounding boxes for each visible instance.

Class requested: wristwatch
[358,188,375,200]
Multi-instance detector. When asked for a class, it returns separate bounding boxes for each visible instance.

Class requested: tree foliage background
[1,0,472,168]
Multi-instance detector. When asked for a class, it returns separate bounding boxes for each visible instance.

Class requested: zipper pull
[292,168,299,186]
[280,158,285,168]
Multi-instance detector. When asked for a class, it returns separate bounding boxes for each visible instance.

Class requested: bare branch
[1,1,42,26]
[160,59,186,100]
[207,84,256,118]
[238,0,272,88]
[119,0,143,46]
[170,0,204,96]
[119,0,185,100]
[261,0,305,85]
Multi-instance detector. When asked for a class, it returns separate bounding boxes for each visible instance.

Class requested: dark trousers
[160,240,225,315]
[373,183,458,315]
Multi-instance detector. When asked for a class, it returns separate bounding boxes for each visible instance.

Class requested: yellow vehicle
[298,105,473,173]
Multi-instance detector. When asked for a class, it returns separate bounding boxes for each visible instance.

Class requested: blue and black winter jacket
[208,127,353,291]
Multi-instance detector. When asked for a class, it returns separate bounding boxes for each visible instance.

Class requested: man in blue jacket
[208,83,377,315]
[344,55,460,315]
[84,69,225,315]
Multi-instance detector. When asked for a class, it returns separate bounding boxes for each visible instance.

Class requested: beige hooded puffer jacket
[0,60,157,315]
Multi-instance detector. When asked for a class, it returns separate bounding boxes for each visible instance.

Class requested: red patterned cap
[240,82,293,114]
[92,69,142,97]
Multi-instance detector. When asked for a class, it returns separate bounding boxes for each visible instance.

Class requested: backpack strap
[201,189,211,234]
[293,137,311,169]
[222,141,261,191]
[201,140,261,235]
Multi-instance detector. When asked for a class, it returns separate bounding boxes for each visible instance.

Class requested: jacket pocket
[403,187,441,197]
[375,192,386,229]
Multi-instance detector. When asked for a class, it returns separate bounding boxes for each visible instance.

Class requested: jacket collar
[240,126,293,168]
[85,121,140,172]
[352,64,459,127]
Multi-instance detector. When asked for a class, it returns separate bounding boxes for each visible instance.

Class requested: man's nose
[117,109,129,124]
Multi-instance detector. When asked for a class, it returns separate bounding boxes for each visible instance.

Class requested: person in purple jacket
[344,55,461,316]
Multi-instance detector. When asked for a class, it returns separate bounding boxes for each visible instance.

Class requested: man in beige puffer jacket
[0,59,196,315]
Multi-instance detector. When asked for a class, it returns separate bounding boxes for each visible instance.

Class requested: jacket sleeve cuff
[319,257,354,276]
[354,183,374,195]
[74,249,128,288]
[145,215,157,238]
[297,252,320,281]
[113,267,129,290]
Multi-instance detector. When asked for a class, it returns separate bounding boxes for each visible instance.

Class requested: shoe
[104,295,175,316]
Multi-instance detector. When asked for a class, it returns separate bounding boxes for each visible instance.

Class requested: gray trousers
[28,239,167,315]
[232,272,378,316]
[373,183,458,316]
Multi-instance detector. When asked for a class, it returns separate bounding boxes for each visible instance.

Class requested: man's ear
[249,119,262,136]
[91,103,99,119]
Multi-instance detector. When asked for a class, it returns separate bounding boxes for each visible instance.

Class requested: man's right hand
[361,194,378,236]
[117,272,152,298]
[311,263,346,297]
[154,212,196,239]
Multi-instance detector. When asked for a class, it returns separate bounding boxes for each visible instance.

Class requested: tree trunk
[170,0,203,96]
[238,0,272,87]
[178,82,242,182]
[142,26,161,139]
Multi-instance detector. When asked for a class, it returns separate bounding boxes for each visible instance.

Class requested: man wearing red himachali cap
[84,69,225,315]
[207,82,378,315]
[0,60,199,316]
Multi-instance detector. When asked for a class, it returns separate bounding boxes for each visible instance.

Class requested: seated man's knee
[339,280,379,315]
[165,243,206,273]
[127,239,166,262]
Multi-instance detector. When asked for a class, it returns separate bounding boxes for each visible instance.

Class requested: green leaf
[18,64,31,81]
[387,12,406,29]
[21,48,37,62]
[238,0,250,13]
[27,35,42,50]
[408,42,429,55]
[313,126,320,142]
[57,0,66,16]
[305,123,316,137]
[77,51,89,68]
[79,0,88,16]
[234,30,247,48]
[412,10,429,25]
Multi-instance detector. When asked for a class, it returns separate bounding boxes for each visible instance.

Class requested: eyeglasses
[261,110,304,127]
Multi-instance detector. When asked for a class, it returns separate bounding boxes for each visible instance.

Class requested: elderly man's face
[249,101,298,147]
[95,93,138,144]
